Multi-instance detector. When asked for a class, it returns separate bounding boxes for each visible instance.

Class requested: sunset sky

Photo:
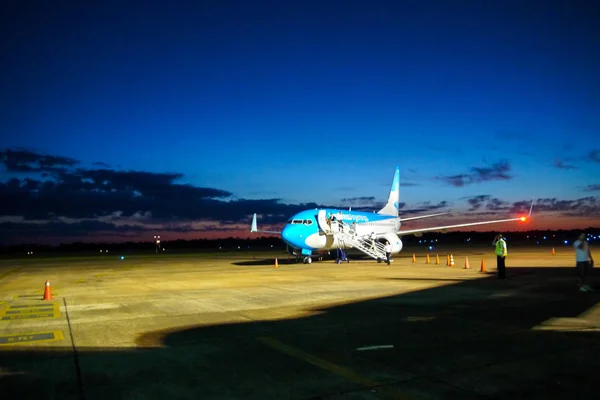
[1,0,599,245]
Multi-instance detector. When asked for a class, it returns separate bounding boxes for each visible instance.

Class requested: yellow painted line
[13,294,41,299]
[10,301,56,310]
[13,293,59,299]
[257,337,417,400]
[5,308,54,314]
[0,330,64,346]
[1,313,56,321]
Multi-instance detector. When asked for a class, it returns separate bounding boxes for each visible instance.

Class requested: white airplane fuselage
[281,208,403,257]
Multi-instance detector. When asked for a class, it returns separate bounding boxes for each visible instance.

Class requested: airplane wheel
[377,258,382,263]
[307,257,312,264]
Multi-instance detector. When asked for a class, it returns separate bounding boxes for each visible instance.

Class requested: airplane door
[317,210,332,234]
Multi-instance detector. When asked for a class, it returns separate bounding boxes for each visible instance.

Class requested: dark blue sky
[1,1,599,244]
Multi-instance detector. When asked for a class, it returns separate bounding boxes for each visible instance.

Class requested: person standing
[574,233,594,292]
[370,231,377,252]
[492,234,507,279]
[384,241,392,265]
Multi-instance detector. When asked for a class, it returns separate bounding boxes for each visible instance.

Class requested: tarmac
[0,245,599,399]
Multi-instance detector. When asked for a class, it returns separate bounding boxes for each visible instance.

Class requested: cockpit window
[288,219,313,225]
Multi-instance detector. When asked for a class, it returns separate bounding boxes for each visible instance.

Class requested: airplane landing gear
[303,256,312,264]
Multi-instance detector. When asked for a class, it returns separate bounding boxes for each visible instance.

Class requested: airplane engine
[380,232,403,253]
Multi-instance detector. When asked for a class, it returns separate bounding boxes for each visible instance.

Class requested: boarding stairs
[335,221,387,261]
[316,210,387,261]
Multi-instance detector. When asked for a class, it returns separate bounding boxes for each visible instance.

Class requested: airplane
[251,166,533,264]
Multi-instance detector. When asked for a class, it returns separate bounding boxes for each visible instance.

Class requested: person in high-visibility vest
[492,234,508,279]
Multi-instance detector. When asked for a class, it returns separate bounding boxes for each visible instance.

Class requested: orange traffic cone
[275,258,279,269]
[412,254,416,263]
[480,258,486,273]
[464,256,470,269]
[435,255,440,265]
[449,254,455,267]
[43,280,52,300]
[552,248,556,255]
[426,254,430,264]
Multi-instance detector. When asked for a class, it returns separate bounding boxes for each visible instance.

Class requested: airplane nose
[282,225,302,248]
[282,225,293,241]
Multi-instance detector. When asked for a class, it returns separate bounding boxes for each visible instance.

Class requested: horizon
[4,227,599,250]
[2,1,599,246]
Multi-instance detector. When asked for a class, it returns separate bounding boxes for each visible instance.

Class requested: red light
[520,217,526,222]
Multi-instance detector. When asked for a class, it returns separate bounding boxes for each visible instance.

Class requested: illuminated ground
[0,245,599,399]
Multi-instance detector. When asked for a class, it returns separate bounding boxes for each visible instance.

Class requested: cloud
[0,148,78,173]
[340,196,375,204]
[465,195,490,211]
[0,149,258,223]
[583,185,600,192]
[402,201,449,215]
[553,160,577,170]
[531,197,600,217]
[339,196,389,211]
[437,161,512,187]
[590,150,600,163]
[2,148,599,245]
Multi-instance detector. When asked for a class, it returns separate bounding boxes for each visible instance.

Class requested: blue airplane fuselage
[281,208,400,256]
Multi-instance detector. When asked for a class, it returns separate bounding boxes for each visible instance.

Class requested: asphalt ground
[0,245,599,399]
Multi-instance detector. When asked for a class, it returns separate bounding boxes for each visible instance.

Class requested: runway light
[120,256,124,260]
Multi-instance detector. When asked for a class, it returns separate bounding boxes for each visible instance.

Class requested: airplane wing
[400,212,451,222]
[398,200,534,237]
[250,213,281,235]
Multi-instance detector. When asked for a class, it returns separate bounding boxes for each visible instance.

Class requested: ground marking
[356,345,394,351]
[0,330,64,346]
[0,302,60,320]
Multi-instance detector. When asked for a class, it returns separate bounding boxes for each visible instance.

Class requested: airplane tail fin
[377,166,400,217]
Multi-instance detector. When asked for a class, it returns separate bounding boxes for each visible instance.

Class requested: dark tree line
[1,228,598,256]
